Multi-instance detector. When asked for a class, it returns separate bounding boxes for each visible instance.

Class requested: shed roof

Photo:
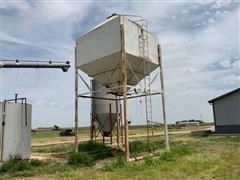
[208,88,240,103]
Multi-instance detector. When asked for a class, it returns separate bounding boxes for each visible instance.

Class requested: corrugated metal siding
[215,125,240,134]
[214,91,240,126]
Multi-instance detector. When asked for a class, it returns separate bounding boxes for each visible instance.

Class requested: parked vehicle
[176,119,200,126]
[53,125,60,131]
[59,129,75,136]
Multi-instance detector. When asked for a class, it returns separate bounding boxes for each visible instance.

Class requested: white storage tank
[76,14,159,94]
[91,79,117,136]
[0,101,32,162]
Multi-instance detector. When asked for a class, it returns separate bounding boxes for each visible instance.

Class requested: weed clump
[67,141,118,167]
[30,159,42,167]
[38,161,69,174]
[0,158,42,175]
[78,141,105,152]
[129,139,164,155]
[103,156,126,171]
[144,157,156,166]
[129,140,148,154]
[78,141,115,160]
[159,144,194,161]
[67,152,94,166]
[0,158,30,174]
[160,151,175,161]
[111,155,126,168]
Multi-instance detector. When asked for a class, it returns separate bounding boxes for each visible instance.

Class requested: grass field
[0,126,239,180]
[31,125,212,146]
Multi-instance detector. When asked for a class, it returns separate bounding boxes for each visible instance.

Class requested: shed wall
[214,91,240,126]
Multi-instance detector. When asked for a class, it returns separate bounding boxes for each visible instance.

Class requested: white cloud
[197,0,215,6]
[0,0,31,11]
[220,74,239,85]
[216,10,221,15]
[49,101,56,107]
[194,21,207,27]
[1,1,91,53]
[223,10,232,16]
[34,99,45,106]
[208,18,216,23]
[156,4,239,123]
[219,59,232,68]
[182,9,189,14]
[232,60,240,69]
[1,32,55,52]
[204,10,210,15]
[216,0,233,8]
[185,68,198,74]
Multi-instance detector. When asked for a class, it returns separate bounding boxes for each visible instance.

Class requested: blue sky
[0,0,239,128]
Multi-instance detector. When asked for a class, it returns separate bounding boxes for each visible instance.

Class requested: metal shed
[208,88,240,134]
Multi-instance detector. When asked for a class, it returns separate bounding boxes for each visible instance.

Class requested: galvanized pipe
[14,94,18,103]
[0,60,70,72]
[78,95,116,101]
[124,92,162,100]
[78,92,162,101]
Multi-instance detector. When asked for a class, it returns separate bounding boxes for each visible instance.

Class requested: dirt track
[32,126,214,147]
